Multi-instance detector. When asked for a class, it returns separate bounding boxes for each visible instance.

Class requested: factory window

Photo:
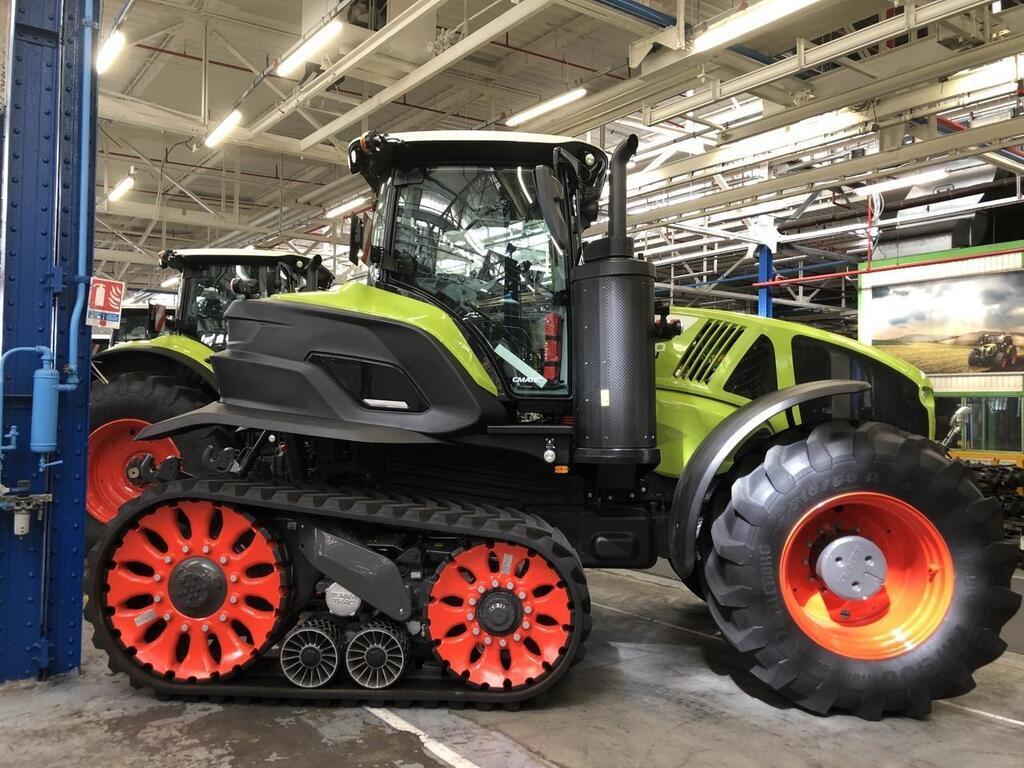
[965,397,1023,453]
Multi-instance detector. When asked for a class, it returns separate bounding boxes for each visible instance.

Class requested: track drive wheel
[93,500,288,683]
[704,421,1021,719]
[88,374,225,548]
[427,541,575,690]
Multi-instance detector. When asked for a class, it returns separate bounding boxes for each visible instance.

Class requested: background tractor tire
[87,373,227,548]
[704,420,1020,719]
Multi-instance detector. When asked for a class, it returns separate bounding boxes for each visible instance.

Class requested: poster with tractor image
[863,270,1024,374]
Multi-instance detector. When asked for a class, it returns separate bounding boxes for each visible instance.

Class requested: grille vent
[675,320,744,384]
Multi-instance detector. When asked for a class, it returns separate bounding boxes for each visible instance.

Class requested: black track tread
[85,478,591,708]
[704,420,1021,719]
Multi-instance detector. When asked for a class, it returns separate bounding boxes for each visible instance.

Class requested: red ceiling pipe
[752,245,1024,288]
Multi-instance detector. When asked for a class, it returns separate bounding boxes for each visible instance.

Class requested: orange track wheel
[427,541,573,689]
[101,500,287,681]
[87,418,180,524]
[779,491,954,661]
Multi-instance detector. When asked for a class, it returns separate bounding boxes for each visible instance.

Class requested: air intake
[675,320,743,384]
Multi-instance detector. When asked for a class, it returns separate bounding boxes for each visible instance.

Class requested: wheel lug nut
[513,632,521,641]
[201,624,209,633]
[229,595,238,604]
[484,636,492,645]
[468,598,477,606]
[154,595,162,603]
[472,627,481,636]
[517,591,525,599]
[164,556,172,564]
[505,581,514,590]
[522,621,531,629]
[219,556,228,565]
[466,612,475,621]
[499,639,507,648]
[219,613,227,622]
[182,545,190,554]
[230,574,238,583]
[162,613,171,621]
[153,574,162,582]
[180,623,189,632]
[524,606,532,614]
[202,545,210,554]
[491,580,499,588]
[477,586,485,594]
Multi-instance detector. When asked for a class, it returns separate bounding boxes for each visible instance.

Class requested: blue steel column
[756,244,774,318]
[0,0,95,681]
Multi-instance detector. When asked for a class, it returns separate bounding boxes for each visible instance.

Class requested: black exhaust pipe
[571,135,660,476]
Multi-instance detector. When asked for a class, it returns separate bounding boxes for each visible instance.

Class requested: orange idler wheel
[87,418,180,524]
[427,541,573,689]
[101,500,286,681]
[779,491,954,661]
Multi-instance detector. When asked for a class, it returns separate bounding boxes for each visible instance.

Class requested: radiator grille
[675,320,744,384]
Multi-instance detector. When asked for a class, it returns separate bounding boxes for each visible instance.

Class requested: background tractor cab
[86,248,334,544]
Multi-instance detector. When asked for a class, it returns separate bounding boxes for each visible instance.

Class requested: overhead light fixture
[693,0,826,53]
[107,170,135,202]
[325,196,366,218]
[96,30,126,75]
[276,19,343,77]
[854,169,949,197]
[204,110,243,148]
[506,88,587,128]
[160,275,181,288]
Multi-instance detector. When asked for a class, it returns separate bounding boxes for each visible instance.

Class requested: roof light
[160,275,181,288]
[325,196,366,218]
[854,169,949,197]
[693,0,827,53]
[96,30,126,75]
[204,110,243,148]
[276,20,343,77]
[107,171,135,202]
[506,88,587,128]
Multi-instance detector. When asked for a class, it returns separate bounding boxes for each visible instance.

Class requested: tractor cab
[347,131,607,409]
[161,248,334,351]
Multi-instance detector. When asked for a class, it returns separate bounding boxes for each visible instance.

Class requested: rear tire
[704,420,1020,718]
[87,374,225,548]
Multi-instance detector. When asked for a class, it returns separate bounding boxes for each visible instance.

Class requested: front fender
[668,379,870,579]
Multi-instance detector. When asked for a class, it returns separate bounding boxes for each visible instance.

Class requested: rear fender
[93,344,218,394]
[668,380,870,579]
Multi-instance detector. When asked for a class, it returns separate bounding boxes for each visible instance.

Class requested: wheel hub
[815,535,887,600]
[365,646,388,668]
[168,556,228,617]
[299,645,322,668]
[477,589,522,635]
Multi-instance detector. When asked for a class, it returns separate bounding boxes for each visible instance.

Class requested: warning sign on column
[86,277,126,329]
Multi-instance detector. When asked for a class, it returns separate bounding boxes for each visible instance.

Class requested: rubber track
[86,477,592,708]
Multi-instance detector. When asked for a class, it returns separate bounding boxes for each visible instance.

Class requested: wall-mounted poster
[861,270,1024,374]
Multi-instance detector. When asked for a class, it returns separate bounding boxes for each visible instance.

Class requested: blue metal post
[0,0,95,681]
[756,244,774,318]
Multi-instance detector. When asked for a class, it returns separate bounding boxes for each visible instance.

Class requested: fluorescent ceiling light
[276,19,343,77]
[107,173,135,202]
[96,30,126,75]
[160,275,181,288]
[204,110,243,148]
[325,196,366,218]
[693,0,826,53]
[506,88,587,128]
[854,169,949,197]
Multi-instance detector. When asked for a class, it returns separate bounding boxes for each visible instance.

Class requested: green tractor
[87,248,332,545]
[86,131,1019,718]
[968,333,1019,371]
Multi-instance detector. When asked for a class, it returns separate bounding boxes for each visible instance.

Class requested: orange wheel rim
[87,419,179,524]
[779,491,954,661]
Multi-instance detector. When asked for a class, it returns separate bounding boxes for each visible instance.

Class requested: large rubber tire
[87,373,224,548]
[704,420,1020,719]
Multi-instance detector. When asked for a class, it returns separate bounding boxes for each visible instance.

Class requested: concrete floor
[2,568,1023,768]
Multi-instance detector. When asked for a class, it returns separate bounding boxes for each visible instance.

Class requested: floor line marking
[592,601,722,642]
[366,707,483,768]
[935,701,1024,729]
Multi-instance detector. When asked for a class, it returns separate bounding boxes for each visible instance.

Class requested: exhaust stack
[571,135,659,474]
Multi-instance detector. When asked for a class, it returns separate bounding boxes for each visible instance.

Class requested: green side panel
[110,334,216,371]
[273,282,499,396]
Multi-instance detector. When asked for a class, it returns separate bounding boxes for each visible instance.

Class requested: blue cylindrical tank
[31,365,60,454]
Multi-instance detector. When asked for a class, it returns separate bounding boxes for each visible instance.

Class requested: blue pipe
[592,0,676,28]
[0,347,54,486]
[64,0,95,389]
